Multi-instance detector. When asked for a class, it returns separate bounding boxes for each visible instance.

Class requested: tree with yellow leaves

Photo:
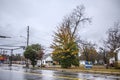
[51,5,90,68]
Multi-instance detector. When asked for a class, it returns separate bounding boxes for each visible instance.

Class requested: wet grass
[40,65,120,75]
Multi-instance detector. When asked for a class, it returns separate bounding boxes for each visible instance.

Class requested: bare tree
[106,22,120,61]
[78,40,97,63]
[99,47,108,64]
[62,5,91,39]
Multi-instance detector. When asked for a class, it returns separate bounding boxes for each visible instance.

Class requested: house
[109,48,120,64]
[118,49,120,61]
[79,60,85,65]
[109,57,115,64]
[37,54,53,67]
[115,47,120,61]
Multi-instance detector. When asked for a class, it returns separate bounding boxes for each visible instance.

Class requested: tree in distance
[24,44,44,67]
[79,40,98,63]
[104,22,120,68]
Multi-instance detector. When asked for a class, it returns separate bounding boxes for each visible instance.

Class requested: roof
[114,47,120,52]
[42,54,51,60]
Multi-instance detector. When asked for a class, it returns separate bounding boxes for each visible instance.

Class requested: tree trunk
[41,59,42,68]
[115,52,118,61]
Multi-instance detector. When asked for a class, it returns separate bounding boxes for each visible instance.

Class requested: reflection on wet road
[0,64,120,80]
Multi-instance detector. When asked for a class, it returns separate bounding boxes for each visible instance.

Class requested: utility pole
[9,49,13,70]
[27,26,29,47]
[26,26,29,69]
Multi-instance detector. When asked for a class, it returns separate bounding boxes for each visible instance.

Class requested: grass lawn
[41,65,120,75]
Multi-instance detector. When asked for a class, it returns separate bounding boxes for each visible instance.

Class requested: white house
[118,50,120,61]
[79,60,85,65]
[109,48,120,63]
[37,54,53,67]
[109,57,115,64]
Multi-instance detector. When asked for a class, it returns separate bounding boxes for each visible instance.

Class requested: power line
[0,35,11,38]
[0,45,25,48]
[0,47,24,50]
[0,42,26,46]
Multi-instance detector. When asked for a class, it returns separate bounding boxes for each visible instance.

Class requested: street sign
[85,61,93,69]
[0,55,6,61]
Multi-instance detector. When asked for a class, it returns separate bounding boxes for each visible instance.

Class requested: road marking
[0,69,85,80]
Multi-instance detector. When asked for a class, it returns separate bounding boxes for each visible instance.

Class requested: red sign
[0,56,6,60]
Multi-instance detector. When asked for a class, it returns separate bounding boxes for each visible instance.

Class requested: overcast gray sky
[0,0,120,53]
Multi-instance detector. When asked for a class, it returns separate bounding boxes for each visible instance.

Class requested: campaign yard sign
[85,61,93,69]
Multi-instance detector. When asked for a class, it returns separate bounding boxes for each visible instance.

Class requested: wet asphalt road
[0,64,120,80]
